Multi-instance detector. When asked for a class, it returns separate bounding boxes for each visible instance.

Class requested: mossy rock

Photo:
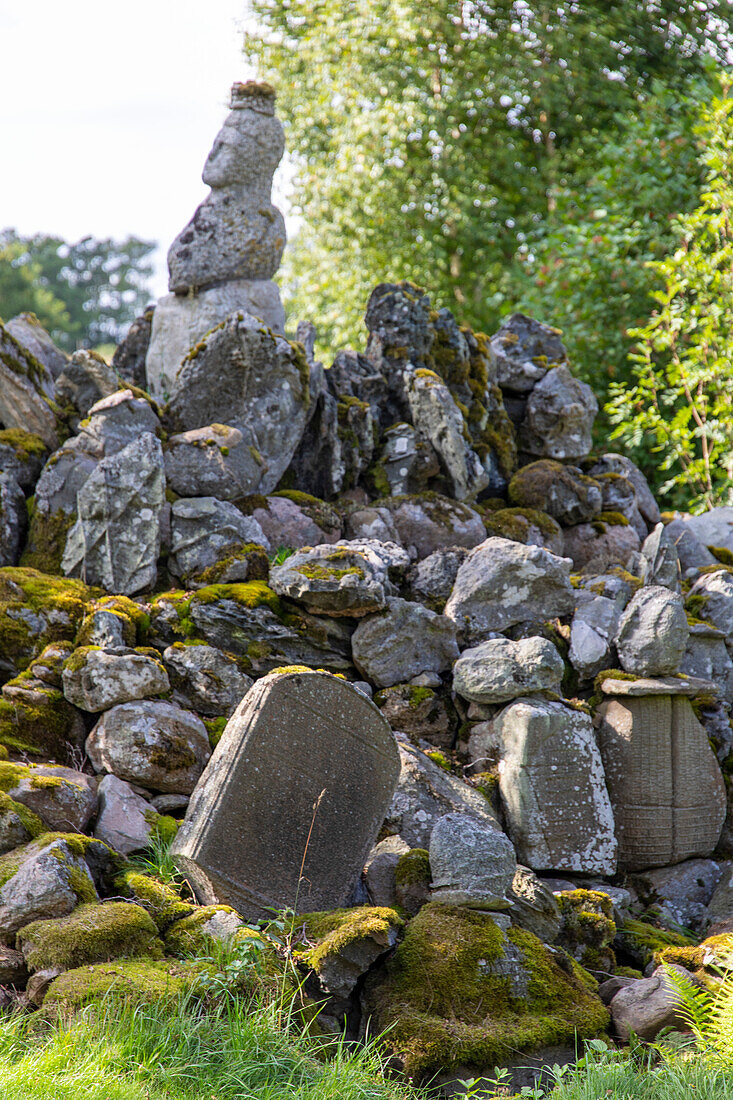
[21,506,76,576]
[0,427,48,463]
[616,917,697,970]
[556,890,616,973]
[75,594,150,647]
[364,902,608,1081]
[0,567,96,673]
[297,906,403,972]
[271,490,341,534]
[481,506,563,548]
[0,675,84,760]
[44,957,193,1013]
[17,901,164,972]
[164,905,246,956]
[657,933,733,974]
[114,870,195,932]
[0,831,120,893]
[191,543,270,586]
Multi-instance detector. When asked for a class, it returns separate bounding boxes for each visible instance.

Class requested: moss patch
[365,903,608,1080]
[114,870,195,932]
[192,543,270,586]
[0,567,95,672]
[18,901,163,972]
[164,905,244,956]
[296,906,403,974]
[0,428,48,462]
[44,957,193,1012]
[394,849,431,888]
[0,678,82,760]
[556,889,616,972]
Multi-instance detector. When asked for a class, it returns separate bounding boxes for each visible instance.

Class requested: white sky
[0,0,291,297]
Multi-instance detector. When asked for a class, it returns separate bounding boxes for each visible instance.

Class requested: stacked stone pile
[2,82,733,1090]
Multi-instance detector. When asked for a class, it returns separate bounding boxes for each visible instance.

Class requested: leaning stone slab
[171,669,401,917]
[494,698,617,875]
[596,694,726,870]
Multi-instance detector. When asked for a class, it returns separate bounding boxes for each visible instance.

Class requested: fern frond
[660,962,715,1048]
[705,945,733,1061]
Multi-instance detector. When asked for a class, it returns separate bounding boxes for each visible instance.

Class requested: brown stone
[171,669,400,918]
[596,695,726,871]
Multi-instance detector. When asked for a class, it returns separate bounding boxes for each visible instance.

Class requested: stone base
[144,280,286,401]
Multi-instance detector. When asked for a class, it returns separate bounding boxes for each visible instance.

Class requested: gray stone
[305,908,402,1002]
[596,694,726,870]
[254,495,341,549]
[519,365,597,460]
[328,349,391,428]
[615,586,689,676]
[375,683,456,752]
[166,313,309,496]
[686,569,733,638]
[287,380,374,500]
[508,460,601,526]
[373,423,440,497]
[62,647,169,712]
[592,471,647,538]
[163,643,253,717]
[270,540,409,618]
[146,284,286,401]
[444,537,575,643]
[495,698,617,875]
[0,472,27,566]
[112,307,154,388]
[568,596,621,679]
[6,764,97,834]
[167,83,286,294]
[663,517,716,572]
[93,774,155,855]
[164,424,256,500]
[61,433,165,595]
[679,625,733,704]
[631,859,722,932]
[562,520,640,572]
[55,350,120,418]
[6,313,68,379]
[610,969,685,1042]
[409,547,469,609]
[384,739,499,850]
[0,321,59,449]
[86,700,211,794]
[0,797,39,855]
[405,371,488,501]
[588,454,661,528]
[352,598,459,688]
[343,504,400,546]
[171,669,400,917]
[678,507,733,556]
[364,835,409,907]
[453,636,564,704]
[168,497,269,583]
[81,389,161,455]
[0,839,98,940]
[597,673,715,697]
[429,812,516,908]
[482,507,565,556]
[382,494,486,560]
[488,313,567,393]
[507,865,561,943]
[640,523,681,590]
[703,863,733,932]
[0,432,48,495]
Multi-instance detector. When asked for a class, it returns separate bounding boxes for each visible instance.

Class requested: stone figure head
[202,81,285,189]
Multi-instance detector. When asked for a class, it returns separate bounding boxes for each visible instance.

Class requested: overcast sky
[0,0,291,297]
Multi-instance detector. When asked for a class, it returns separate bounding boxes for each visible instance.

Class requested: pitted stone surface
[171,669,400,917]
[596,694,726,870]
[429,812,516,909]
[405,371,488,501]
[453,636,564,704]
[488,313,567,393]
[269,540,409,618]
[495,698,617,875]
[352,598,459,687]
[168,497,269,583]
[62,647,169,712]
[615,586,689,677]
[519,365,597,460]
[163,643,253,717]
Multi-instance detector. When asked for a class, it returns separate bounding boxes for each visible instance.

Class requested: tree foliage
[607,84,733,513]
[247,0,733,352]
[0,231,156,351]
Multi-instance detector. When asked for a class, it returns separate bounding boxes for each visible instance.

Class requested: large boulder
[519,366,597,460]
[429,812,517,909]
[444,538,574,643]
[62,646,170,712]
[677,507,733,556]
[640,523,681,590]
[494,698,617,875]
[453,636,564,704]
[0,837,100,941]
[508,460,601,526]
[380,494,486,559]
[488,313,567,393]
[0,322,60,449]
[615,586,689,676]
[168,497,269,584]
[351,598,459,688]
[166,313,308,495]
[269,540,409,618]
[163,643,253,717]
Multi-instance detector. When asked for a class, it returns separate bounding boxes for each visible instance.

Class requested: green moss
[0,678,83,759]
[366,903,608,1080]
[164,905,245,956]
[482,506,562,546]
[658,935,733,973]
[0,567,95,671]
[191,580,281,614]
[0,428,47,461]
[17,901,163,972]
[686,593,711,620]
[618,917,696,969]
[21,507,76,575]
[114,870,195,932]
[407,686,434,709]
[144,812,180,847]
[708,546,733,565]
[615,965,643,979]
[0,790,43,837]
[394,849,431,888]
[192,544,269,586]
[425,750,451,772]
[44,958,193,1012]
[75,595,150,647]
[596,511,630,527]
[148,740,196,772]
[295,562,365,581]
[556,890,616,972]
[593,668,641,696]
[203,716,228,747]
[297,906,404,973]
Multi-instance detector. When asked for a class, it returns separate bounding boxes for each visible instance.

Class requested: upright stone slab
[596,693,726,871]
[171,669,401,917]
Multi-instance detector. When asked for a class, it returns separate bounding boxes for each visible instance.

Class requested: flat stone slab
[171,669,400,917]
[599,675,717,697]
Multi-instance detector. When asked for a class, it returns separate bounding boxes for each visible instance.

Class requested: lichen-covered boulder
[615,586,689,677]
[0,671,86,762]
[444,538,574,643]
[163,642,253,717]
[488,313,567,393]
[0,836,100,940]
[482,507,564,557]
[508,460,601,526]
[562,518,640,572]
[362,903,608,1082]
[519,366,597,460]
[494,698,617,875]
[429,812,516,909]
[555,889,616,973]
[17,901,163,973]
[164,905,246,956]
[62,433,165,595]
[3,762,97,834]
[168,497,269,584]
[452,636,564,704]
[381,494,486,560]
[384,740,499,849]
[93,775,157,855]
[405,370,488,501]
[166,313,309,495]
[0,568,93,678]
[630,859,722,933]
[44,958,193,1013]
[352,598,459,688]
[369,422,441,497]
[86,700,211,794]
[270,540,409,618]
[686,569,733,638]
[62,646,169,711]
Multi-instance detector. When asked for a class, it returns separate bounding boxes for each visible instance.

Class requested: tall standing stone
[146,82,287,400]
[171,669,401,917]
